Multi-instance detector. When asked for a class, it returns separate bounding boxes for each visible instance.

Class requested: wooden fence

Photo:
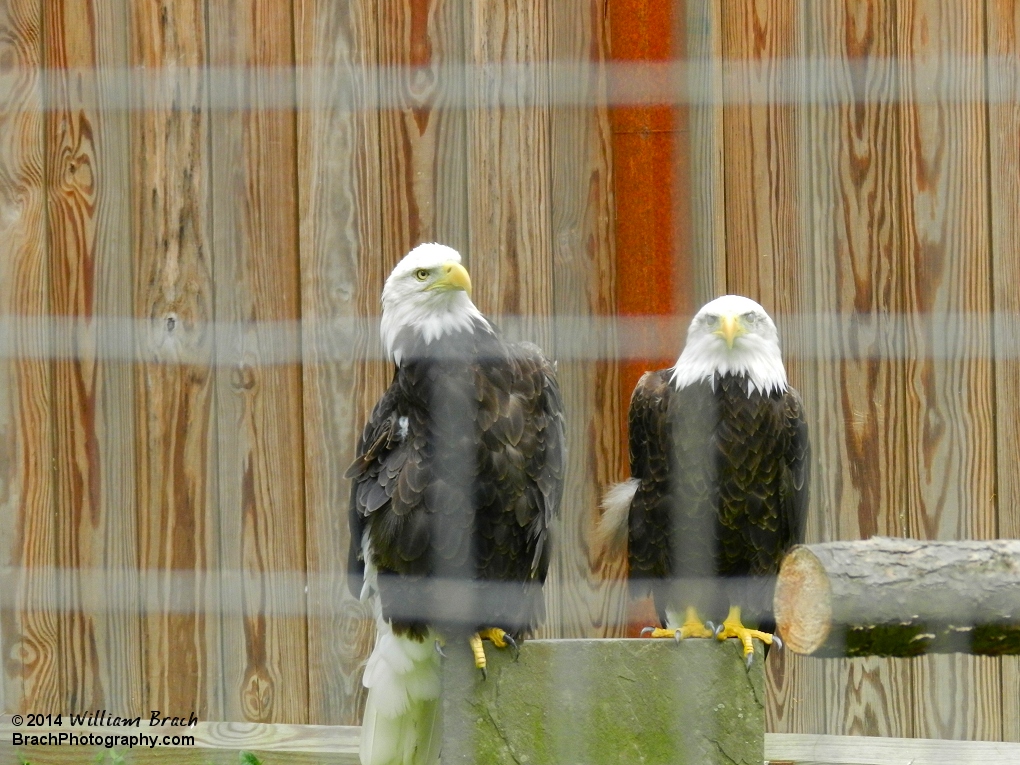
[0,0,1017,744]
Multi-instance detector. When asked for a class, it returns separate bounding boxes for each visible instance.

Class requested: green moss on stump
[441,638,765,765]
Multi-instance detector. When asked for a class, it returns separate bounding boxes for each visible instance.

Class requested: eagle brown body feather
[627,368,809,628]
[347,319,565,642]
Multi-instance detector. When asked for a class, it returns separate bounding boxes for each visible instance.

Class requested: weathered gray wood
[776,538,1020,656]
[765,732,1020,764]
[441,638,765,765]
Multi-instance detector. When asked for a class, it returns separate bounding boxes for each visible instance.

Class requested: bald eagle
[600,295,809,662]
[348,243,565,765]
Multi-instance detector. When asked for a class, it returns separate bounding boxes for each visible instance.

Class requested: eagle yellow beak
[429,261,472,296]
[715,312,746,349]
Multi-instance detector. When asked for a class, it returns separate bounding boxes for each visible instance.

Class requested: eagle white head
[380,243,489,365]
[669,294,788,397]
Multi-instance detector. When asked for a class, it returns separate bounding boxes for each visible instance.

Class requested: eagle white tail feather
[360,623,442,765]
[595,478,639,556]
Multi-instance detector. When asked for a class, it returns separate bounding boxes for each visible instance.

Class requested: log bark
[774,537,1020,657]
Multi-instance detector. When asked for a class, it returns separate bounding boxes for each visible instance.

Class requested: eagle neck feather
[382,292,492,366]
[669,334,788,397]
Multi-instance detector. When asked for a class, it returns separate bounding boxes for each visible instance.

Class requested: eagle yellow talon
[643,607,715,641]
[641,627,681,639]
[478,627,509,648]
[714,606,775,661]
[470,628,516,677]
[676,606,715,639]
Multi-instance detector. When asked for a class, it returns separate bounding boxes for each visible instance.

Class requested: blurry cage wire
[0,313,1017,364]
[2,57,1018,109]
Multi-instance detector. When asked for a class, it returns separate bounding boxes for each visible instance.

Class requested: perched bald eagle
[348,243,565,765]
[600,295,808,662]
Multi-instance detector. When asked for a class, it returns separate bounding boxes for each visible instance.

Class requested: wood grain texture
[207,1,308,725]
[685,0,727,305]
[898,1,996,544]
[377,0,469,258]
[719,0,823,735]
[910,654,1002,742]
[295,0,383,726]
[544,0,626,640]
[764,650,827,736]
[987,0,1020,740]
[0,0,61,715]
[797,0,912,737]
[43,0,143,715]
[897,0,1000,741]
[826,656,914,738]
[721,0,806,316]
[765,732,1020,763]
[464,0,554,350]
[129,0,222,721]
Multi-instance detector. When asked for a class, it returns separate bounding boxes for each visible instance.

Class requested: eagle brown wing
[627,371,810,626]
[347,329,564,639]
[625,369,677,591]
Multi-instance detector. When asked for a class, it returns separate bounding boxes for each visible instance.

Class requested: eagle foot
[469,628,516,679]
[643,607,715,642]
[714,606,777,666]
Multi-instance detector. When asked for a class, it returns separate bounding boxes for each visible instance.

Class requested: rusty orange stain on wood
[608,0,695,476]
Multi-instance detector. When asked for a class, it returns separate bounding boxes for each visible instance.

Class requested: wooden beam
[797,0,913,737]
[377,0,469,258]
[986,0,1020,742]
[718,0,828,737]
[544,0,627,640]
[463,0,555,350]
[0,0,61,715]
[765,732,1020,764]
[129,0,222,721]
[9,720,1020,765]
[896,0,1000,740]
[43,0,142,715]
[207,0,309,726]
[295,0,383,726]
[1,717,359,765]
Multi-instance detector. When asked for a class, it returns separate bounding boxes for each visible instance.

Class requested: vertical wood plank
[897,0,1001,741]
[464,0,554,350]
[0,0,61,714]
[798,0,914,737]
[721,0,805,312]
[207,1,308,725]
[546,0,626,640]
[377,0,469,259]
[987,0,1020,742]
[130,0,222,721]
[44,0,142,714]
[685,0,727,305]
[719,0,825,735]
[605,0,692,637]
[296,0,383,726]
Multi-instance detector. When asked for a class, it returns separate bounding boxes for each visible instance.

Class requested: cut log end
[774,538,1020,657]
[774,545,833,654]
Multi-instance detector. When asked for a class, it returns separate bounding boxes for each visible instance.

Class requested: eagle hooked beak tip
[433,261,472,296]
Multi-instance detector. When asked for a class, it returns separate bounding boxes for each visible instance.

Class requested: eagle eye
[414,268,430,282]
[742,311,758,324]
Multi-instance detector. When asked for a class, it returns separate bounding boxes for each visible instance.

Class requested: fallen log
[774,537,1020,657]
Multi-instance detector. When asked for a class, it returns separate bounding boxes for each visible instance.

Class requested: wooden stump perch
[775,537,1020,657]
